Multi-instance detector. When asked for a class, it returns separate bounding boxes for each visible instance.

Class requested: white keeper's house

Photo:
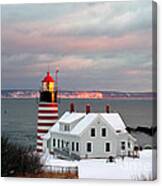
[42,104,136,159]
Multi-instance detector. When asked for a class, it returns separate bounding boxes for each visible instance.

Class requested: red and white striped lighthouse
[36,71,59,152]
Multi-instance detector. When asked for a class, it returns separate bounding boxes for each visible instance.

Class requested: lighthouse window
[91,128,96,137]
[102,128,106,137]
[87,142,92,152]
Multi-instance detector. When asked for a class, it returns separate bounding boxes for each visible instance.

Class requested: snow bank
[42,150,155,180]
[79,150,154,180]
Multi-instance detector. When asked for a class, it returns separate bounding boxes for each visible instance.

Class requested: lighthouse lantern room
[41,71,55,102]
[36,71,58,152]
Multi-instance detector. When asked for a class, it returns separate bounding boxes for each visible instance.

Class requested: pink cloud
[29,56,94,72]
[54,56,94,71]
[125,69,140,75]
[3,26,151,55]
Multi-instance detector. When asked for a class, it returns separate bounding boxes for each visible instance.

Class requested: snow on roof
[71,113,98,135]
[49,112,128,136]
[50,121,60,132]
[59,111,85,124]
[101,113,126,131]
[43,132,51,140]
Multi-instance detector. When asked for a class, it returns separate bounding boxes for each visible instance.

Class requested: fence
[43,165,78,175]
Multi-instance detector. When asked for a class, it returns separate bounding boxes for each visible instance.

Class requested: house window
[72,142,75,151]
[102,128,106,137]
[47,139,50,148]
[128,141,131,148]
[91,128,96,137]
[64,125,70,131]
[87,142,92,152]
[121,141,125,150]
[53,138,56,147]
[62,140,64,149]
[105,142,110,152]
[76,142,79,152]
[58,139,60,148]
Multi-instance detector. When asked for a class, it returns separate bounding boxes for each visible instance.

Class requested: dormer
[58,112,85,132]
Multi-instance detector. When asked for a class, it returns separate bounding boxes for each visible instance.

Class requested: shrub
[1,136,42,177]
[144,144,152,149]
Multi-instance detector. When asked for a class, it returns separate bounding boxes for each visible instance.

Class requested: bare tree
[1,136,42,177]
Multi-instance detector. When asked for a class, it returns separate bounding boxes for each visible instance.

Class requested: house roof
[48,112,127,136]
[59,112,85,124]
[50,120,60,132]
[101,113,126,132]
[43,132,51,140]
[71,113,98,135]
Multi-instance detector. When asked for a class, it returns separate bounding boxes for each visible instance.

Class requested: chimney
[70,103,74,113]
[105,104,110,113]
[86,104,90,114]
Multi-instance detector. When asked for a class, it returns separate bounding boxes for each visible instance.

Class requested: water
[1,98,155,148]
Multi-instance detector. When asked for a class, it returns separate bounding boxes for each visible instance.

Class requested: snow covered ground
[42,150,156,180]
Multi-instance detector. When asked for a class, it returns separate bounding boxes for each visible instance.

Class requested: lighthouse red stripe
[37,136,42,140]
[37,123,54,126]
[38,110,58,114]
[38,116,58,120]
[36,149,43,152]
[37,129,49,133]
[39,104,58,107]
[37,142,43,146]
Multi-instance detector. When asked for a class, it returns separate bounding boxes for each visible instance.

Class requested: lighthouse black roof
[42,71,54,83]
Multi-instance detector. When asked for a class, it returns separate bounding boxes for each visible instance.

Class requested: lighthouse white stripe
[37,126,51,130]
[37,134,46,138]
[38,113,58,117]
[36,145,43,150]
[37,133,45,137]
[38,107,58,111]
[38,119,57,123]
[39,102,58,105]
[37,139,43,143]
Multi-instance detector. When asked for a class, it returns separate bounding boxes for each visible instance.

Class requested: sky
[1,0,154,91]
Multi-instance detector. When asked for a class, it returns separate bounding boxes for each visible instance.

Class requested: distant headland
[1,89,156,100]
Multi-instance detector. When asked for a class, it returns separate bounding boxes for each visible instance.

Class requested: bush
[134,145,139,151]
[144,144,152,149]
[1,136,42,177]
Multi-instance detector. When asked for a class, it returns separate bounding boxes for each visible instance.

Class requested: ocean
[1,98,155,148]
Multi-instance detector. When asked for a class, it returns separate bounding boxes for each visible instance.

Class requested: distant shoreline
[1,90,156,100]
[1,97,155,100]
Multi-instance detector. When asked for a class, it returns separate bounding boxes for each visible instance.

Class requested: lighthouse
[36,71,58,152]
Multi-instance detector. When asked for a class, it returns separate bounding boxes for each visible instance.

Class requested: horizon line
[1,88,155,93]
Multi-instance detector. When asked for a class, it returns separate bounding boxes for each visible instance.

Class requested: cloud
[53,56,94,71]
[2,28,152,56]
[2,1,152,38]
[1,1,153,91]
